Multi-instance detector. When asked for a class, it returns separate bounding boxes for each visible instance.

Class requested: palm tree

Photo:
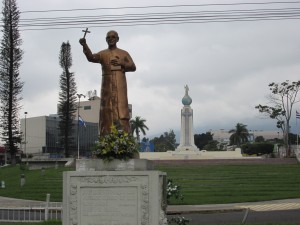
[229,123,249,146]
[130,116,149,143]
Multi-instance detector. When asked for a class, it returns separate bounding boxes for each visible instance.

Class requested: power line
[16,7,300,31]
[18,16,300,31]
[20,7,300,22]
[0,1,295,31]
[20,1,300,13]
[20,13,300,28]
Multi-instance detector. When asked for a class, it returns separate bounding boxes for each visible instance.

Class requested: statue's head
[106,30,119,47]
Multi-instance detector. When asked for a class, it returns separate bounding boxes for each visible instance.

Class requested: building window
[84,106,91,110]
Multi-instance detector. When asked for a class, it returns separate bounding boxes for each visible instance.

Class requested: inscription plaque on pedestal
[63,170,167,225]
[81,187,138,225]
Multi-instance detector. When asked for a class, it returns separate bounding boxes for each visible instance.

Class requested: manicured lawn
[0,221,61,225]
[0,165,73,202]
[0,221,300,225]
[0,163,300,205]
[0,163,300,225]
[156,164,300,205]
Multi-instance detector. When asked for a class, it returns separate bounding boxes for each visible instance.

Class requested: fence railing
[0,202,62,222]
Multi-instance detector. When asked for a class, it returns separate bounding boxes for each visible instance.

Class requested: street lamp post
[24,112,28,158]
[77,94,85,159]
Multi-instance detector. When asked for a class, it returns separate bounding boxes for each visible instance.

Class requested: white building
[73,96,132,124]
[20,115,98,157]
[211,129,283,143]
[20,95,133,156]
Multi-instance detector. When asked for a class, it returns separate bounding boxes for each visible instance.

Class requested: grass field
[157,164,300,205]
[0,163,300,204]
[0,165,73,201]
[0,163,300,225]
[0,221,300,225]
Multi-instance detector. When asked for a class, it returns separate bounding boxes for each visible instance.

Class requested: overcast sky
[14,0,300,140]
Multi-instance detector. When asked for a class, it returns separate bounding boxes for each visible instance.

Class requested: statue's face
[106,32,119,47]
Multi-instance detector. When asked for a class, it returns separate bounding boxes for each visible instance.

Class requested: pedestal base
[63,160,167,225]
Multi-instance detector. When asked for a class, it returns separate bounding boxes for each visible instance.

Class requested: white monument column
[176,85,199,152]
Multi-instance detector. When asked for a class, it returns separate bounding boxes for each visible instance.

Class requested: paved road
[167,198,300,224]
[171,209,300,225]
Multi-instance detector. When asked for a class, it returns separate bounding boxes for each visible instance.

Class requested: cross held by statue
[82,28,91,38]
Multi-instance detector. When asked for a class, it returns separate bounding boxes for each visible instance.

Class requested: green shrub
[242,142,274,155]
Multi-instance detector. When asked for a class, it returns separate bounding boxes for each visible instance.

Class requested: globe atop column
[182,85,192,106]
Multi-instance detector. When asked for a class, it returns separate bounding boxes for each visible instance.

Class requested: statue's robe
[82,46,136,136]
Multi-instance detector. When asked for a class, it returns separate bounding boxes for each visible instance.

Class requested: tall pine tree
[58,41,77,157]
[0,0,23,165]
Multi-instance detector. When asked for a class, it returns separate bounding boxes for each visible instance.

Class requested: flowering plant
[92,126,139,161]
[169,216,190,225]
[166,179,184,204]
[167,179,189,225]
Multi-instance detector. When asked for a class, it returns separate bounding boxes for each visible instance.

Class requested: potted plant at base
[92,125,139,161]
[76,126,149,171]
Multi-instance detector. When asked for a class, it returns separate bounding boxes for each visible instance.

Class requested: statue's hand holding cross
[82,28,90,38]
[79,28,91,46]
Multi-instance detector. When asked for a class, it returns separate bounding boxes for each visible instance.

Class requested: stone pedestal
[63,159,167,225]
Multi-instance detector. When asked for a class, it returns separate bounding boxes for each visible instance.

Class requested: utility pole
[76,94,85,159]
[24,112,27,158]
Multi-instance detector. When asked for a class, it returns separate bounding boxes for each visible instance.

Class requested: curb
[166,204,245,214]
[167,208,244,215]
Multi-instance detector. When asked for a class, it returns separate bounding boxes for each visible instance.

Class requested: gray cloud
[15,0,300,140]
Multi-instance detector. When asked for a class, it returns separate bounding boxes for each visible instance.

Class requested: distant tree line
[149,130,176,152]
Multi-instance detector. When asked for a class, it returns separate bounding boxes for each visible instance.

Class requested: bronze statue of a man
[79,30,136,136]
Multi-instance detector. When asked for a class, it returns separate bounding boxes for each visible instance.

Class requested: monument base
[140,148,243,160]
[63,159,167,225]
[76,158,154,171]
[175,145,199,152]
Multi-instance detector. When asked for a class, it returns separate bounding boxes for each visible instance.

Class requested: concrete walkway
[1,196,300,214]
[167,198,300,214]
[0,196,60,207]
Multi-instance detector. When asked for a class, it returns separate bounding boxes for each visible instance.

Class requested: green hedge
[241,142,274,155]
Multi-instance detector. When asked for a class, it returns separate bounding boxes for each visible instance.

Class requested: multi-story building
[20,95,133,157]
[73,96,132,124]
[211,129,282,143]
[74,96,101,124]
[20,115,98,157]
